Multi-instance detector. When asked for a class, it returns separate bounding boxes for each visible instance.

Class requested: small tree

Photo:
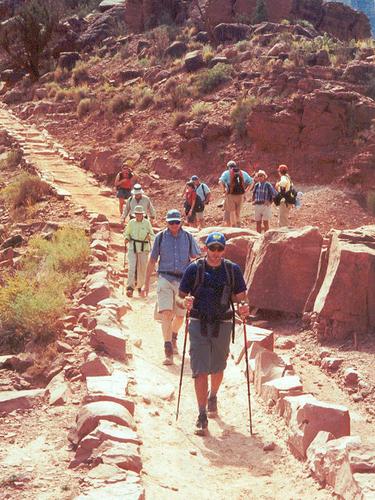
[0,0,61,80]
[252,0,268,24]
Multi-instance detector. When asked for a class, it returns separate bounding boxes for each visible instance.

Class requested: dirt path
[1,103,369,499]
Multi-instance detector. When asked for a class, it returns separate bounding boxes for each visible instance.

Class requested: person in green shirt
[124,205,155,297]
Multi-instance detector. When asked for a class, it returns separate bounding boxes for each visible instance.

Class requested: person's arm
[147,219,155,240]
[114,173,121,188]
[124,220,132,242]
[243,172,253,192]
[144,256,157,297]
[177,264,196,309]
[189,235,201,260]
[189,192,197,215]
[204,184,211,203]
[121,198,131,223]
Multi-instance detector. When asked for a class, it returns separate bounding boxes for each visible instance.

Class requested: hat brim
[207,242,225,248]
[132,190,144,195]
[166,218,181,222]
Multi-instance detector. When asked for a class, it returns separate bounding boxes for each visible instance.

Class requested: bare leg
[160,310,174,342]
[194,373,209,411]
[119,198,124,215]
[171,314,184,335]
[263,220,269,232]
[256,221,262,233]
[210,371,224,397]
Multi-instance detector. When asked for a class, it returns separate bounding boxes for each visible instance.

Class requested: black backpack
[194,195,205,213]
[230,171,245,195]
[192,257,237,343]
[274,186,298,206]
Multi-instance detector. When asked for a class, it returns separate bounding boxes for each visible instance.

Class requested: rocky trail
[0,104,375,499]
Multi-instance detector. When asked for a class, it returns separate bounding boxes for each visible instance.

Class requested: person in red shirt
[184,181,198,227]
[114,165,133,214]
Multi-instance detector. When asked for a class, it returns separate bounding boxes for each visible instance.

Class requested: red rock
[254,349,286,395]
[80,352,112,378]
[92,440,142,473]
[274,337,296,349]
[79,280,111,306]
[84,371,134,415]
[287,398,350,459]
[343,368,359,387]
[76,401,136,442]
[46,373,69,406]
[90,239,109,252]
[0,389,45,413]
[261,375,303,406]
[224,235,258,272]
[233,325,274,365]
[245,227,323,314]
[74,481,145,499]
[321,357,344,372]
[56,340,73,353]
[311,226,375,339]
[90,325,127,361]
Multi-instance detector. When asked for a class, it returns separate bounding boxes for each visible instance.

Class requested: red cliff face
[193,0,371,40]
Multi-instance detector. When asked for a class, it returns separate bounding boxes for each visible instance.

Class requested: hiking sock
[199,406,206,415]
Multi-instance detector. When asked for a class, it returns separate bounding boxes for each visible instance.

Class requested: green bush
[191,101,211,117]
[72,61,90,85]
[169,83,191,109]
[172,111,190,127]
[231,96,258,138]
[0,226,90,350]
[0,172,51,208]
[195,63,232,94]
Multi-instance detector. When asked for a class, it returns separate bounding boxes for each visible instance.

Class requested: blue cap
[191,175,199,181]
[205,232,226,248]
[166,209,181,222]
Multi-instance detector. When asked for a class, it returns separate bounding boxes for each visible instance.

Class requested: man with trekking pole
[144,209,201,366]
[178,232,250,436]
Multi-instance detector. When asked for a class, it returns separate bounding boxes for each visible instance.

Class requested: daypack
[273,186,298,206]
[192,257,237,343]
[193,195,204,213]
[229,170,245,195]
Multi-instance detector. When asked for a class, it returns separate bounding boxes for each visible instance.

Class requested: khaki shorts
[225,194,243,212]
[155,275,185,319]
[195,210,204,220]
[254,203,272,222]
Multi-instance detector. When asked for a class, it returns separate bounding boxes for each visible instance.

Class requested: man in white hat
[120,183,156,224]
[124,205,155,297]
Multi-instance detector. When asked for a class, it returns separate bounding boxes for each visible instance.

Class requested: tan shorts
[254,203,272,222]
[155,275,185,318]
[195,211,204,220]
[225,194,244,212]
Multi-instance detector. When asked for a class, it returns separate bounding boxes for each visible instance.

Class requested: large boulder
[309,226,375,339]
[245,227,322,314]
[184,50,205,72]
[213,23,252,42]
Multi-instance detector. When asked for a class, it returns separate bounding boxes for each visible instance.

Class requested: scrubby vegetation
[0,150,23,170]
[0,226,90,351]
[0,172,51,209]
[231,97,258,138]
[194,63,232,94]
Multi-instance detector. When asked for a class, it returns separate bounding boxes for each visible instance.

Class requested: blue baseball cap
[191,175,199,181]
[166,209,181,222]
[205,232,226,248]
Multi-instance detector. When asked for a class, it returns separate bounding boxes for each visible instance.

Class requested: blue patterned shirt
[253,181,277,203]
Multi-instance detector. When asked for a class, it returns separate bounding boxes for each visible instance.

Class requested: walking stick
[122,241,127,295]
[176,311,190,421]
[242,318,253,435]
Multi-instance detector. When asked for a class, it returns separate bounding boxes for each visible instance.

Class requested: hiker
[275,164,293,227]
[114,165,133,215]
[252,169,277,233]
[183,181,202,229]
[191,175,211,229]
[124,205,154,298]
[178,232,249,436]
[120,183,156,223]
[219,160,253,227]
[144,209,201,365]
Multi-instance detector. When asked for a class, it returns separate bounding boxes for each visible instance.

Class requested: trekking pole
[176,310,190,421]
[242,318,253,435]
[122,241,127,295]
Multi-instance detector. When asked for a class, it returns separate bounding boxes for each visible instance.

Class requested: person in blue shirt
[252,169,277,233]
[219,160,253,227]
[144,209,201,366]
[178,232,249,436]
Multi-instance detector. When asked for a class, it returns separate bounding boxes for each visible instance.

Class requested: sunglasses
[168,220,181,225]
[208,245,224,252]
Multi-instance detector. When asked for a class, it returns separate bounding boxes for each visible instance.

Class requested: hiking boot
[194,412,208,436]
[207,395,218,418]
[172,332,178,355]
[162,341,173,366]
[126,287,133,298]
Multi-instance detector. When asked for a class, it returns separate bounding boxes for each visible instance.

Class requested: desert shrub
[54,66,70,82]
[114,129,125,142]
[202,44,214,62]
[172,111,190,127]
[148,25,170,59]
[138,57,151,68]
[72,61,90,85]
[0,172,51,208]
[191,101,211,117]
[194,63,232,94]
[0,226,90,349]
[294,19,315,30]
[367,190,375,214]
[236,40,250,53]
[0,150,23,170]
[77,97,96,118]
[231,96,258,138]
[133,85,154,109]
[169,83,191,109]
[148,119,158,130]
[108,94,133,114]
[252,0,268,24]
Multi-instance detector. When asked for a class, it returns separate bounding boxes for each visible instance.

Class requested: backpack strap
[223,259,236,344]
[192,258,205,294]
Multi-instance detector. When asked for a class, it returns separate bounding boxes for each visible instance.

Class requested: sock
[172,332,178,340]
[199,406,206,415]
[164,341,172,349]
[208,391,217,400]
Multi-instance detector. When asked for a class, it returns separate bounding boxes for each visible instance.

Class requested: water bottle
[295,192,303,209]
